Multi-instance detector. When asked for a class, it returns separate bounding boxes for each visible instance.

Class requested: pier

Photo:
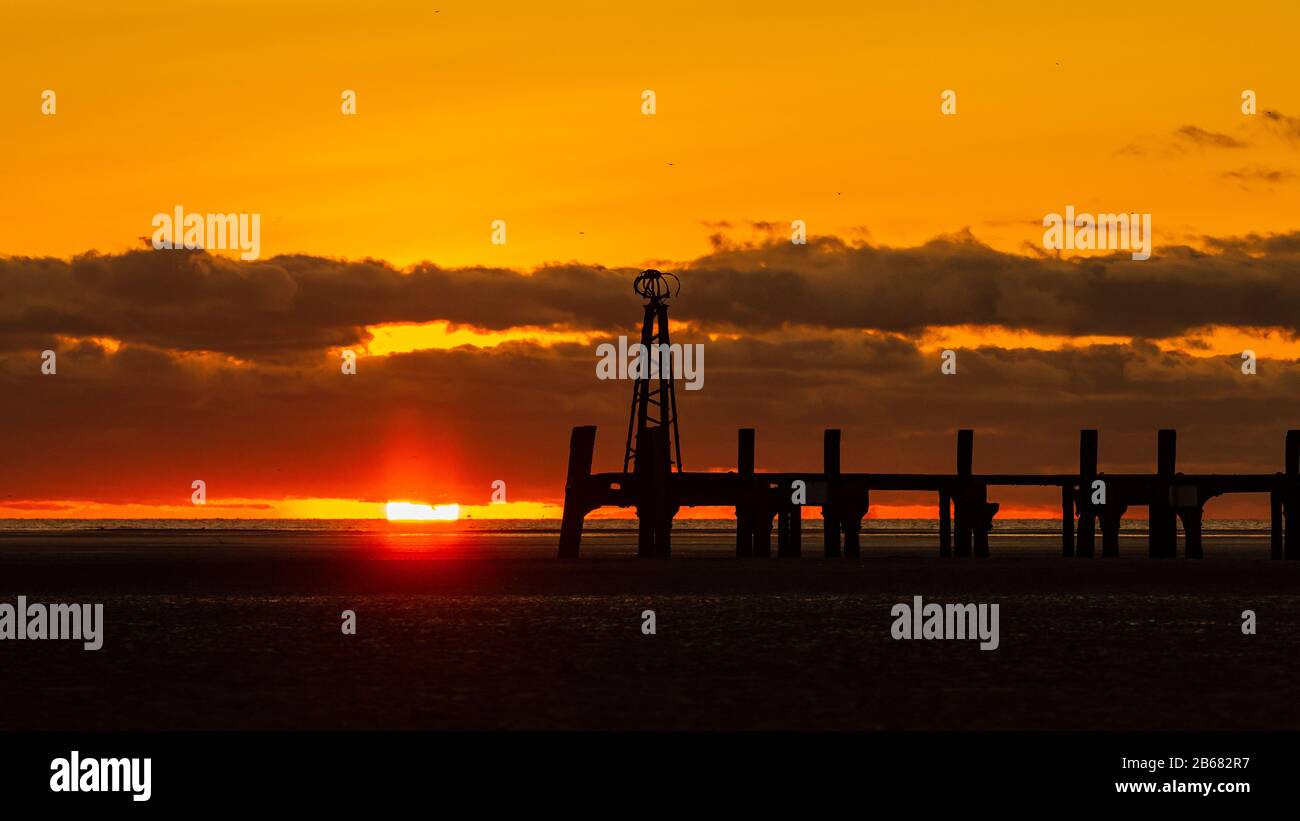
[557,426,1300,560]
[559,270,1300,560]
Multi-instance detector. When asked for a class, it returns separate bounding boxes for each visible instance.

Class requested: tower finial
[632,269,680,303]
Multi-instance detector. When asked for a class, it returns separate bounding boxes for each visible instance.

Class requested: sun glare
[385,501,460,521]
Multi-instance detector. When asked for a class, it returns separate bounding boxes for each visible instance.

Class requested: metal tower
[622,269,683,474]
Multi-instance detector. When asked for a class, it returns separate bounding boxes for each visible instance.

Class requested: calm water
[0,517,1273,534]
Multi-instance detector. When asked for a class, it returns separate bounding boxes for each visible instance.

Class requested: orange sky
[4,1,1300,267]
[3,2,1300,519]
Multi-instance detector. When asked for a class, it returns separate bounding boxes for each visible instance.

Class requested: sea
[0,517,1275,534]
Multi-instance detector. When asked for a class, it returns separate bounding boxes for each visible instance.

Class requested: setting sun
[385,502,460,521]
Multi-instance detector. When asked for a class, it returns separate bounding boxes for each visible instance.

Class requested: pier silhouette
[558,424,1300,560]
[557,270,1300,560]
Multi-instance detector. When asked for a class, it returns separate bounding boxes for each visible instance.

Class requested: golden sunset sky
[5,1,1300,264]
[3,1,1300,519]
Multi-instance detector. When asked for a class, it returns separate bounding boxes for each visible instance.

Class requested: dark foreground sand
[1,528,1298,730]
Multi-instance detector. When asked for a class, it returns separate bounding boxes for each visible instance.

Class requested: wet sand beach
[2,524,1297,731]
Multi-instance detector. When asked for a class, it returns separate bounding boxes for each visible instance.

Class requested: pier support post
[735,429,755,558]
[841,494,868,559]
[974,487,995,558]
[953,430,974,558]
[785,507,802,557]
[558,425,597,559]
[1271,489,1284,560]
[1287,431,1300,560]
[939,490,952,557]
[842,517,861,558]
[777,476,803,559]
[635,427,673,558]
[1077,430,1097,558]
[1061,486,1074,558]
[736,510,754,558]
[823,429,842,558]
[1149,429,1178,559]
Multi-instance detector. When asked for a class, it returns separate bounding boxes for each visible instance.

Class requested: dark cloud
[1174,125,1250,149]
[676,233,1300,339]
[1,329,1296,515]
[4,230,1300,515]
[1221,166,1297,187]
[1117,124,1251,157]
[1262,110,1300,143]
[1200,231,1300,256]
[6,231,1300,361]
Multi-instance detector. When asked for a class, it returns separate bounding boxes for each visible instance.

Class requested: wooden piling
[973,484,990,558]
[954,430,973,558]
[842,497,866,559]
[1271,490,1283,560]
[635,427,653,557]
[636,515,654,557]
[736,427,755,470]
[1150,429,1177,559]
[938,490,952,557]
[786,507,802,558]
[957,430,973,473]
[823,429,842,558]
[1077,429,1097,558]
[636,427,673,558]
[736,429,755,558]
[1286,430,1300,560]
[557,425,597,559]
[843,519,860,558]
[1061,485,1074,558]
